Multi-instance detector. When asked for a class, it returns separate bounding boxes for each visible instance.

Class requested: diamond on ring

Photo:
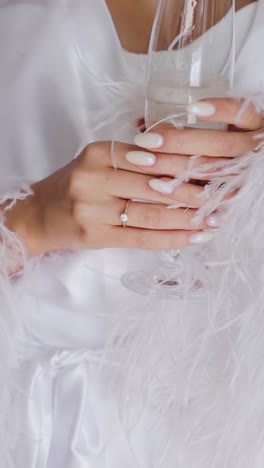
[120,213,128,224]
[120,200,131,227]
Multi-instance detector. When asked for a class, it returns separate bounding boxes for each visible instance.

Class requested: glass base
[121,268,206,300]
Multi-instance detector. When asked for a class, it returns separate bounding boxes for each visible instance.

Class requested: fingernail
[189,231,216,245]
[149,178,175,194]
[134,132,164,149]
[187,101,216,117]
[206,213,222,228]
[125,151,156,166]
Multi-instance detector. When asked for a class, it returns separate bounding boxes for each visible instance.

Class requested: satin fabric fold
[0,1,263,467]
[11,351,177,468]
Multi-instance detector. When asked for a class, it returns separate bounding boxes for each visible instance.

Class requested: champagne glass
[121,0,235,298]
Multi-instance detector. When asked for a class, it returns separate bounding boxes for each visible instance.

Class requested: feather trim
[0,179,32,468]
[88,75,264,466]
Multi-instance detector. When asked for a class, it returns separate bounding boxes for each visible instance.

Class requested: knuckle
[84,142,110,166]
[83,143,98,165]
[72,201,85,227]
[81,227,105,248]
[69,168,101,198]
[139,205,161,227]
[79,228,93,246]
[68,169,84,198]
[72,203,91,243]
[72,203,102,246]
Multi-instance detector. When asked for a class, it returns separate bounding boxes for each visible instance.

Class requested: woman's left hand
[129,98,263,196]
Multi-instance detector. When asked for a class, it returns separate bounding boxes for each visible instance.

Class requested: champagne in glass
[122,0,235,298]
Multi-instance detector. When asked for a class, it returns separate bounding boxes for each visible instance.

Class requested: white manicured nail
[134,132,164,149]
[187,102,216,117]
[189,231,216,245]
[206,213,222,228]
[126,151,156,166]
[149,179,175,194]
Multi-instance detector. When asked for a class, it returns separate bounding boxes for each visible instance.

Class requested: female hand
[4,140,218,258]
[132,98,263,192]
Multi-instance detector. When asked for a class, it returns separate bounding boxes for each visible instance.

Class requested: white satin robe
[1,1,264,467]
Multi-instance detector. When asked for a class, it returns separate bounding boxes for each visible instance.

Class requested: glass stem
[159,249,182,270]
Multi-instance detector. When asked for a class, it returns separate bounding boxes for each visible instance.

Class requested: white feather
[88,76,264,466]
[0,180,32,468]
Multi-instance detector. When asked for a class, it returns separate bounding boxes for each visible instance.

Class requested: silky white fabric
[0,1,263,467]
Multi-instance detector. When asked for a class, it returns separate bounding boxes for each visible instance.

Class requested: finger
[83,141,227,178]
[106,169,207,208]
[117,202,208,230]
[187,98,263,130]
[109,226,216,250]
[74,166,208,208]
[85,200,209,230]
[134,127,256,157]
[83,141,189,174]
[123,148,226,179]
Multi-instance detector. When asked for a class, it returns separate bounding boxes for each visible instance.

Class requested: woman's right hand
[4,141,216,257]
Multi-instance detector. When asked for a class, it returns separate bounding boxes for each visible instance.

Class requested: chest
[105,0,158,53]
[105,0,258,54]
